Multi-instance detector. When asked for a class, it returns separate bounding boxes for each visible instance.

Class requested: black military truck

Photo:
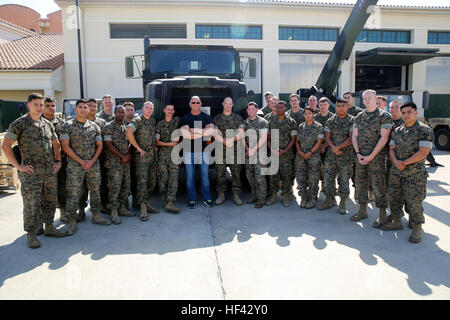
[125,38,250,121]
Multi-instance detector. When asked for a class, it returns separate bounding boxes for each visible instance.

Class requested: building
[0,4,63,34]
[0,33,65,107]
[55,0,450,112]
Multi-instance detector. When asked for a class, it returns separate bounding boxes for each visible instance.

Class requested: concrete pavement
[0,150,449,299]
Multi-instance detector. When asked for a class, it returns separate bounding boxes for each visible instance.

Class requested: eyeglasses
[190,102,201,104]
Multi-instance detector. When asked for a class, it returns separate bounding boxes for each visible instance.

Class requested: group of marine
[1,89,434,249]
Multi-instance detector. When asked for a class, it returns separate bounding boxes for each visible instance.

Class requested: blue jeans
[184,152,211,202]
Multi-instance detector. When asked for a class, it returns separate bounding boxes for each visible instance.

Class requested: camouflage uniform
[268,116,297,195]
[97,110,115,123]
[6,114,58,232]
[323,114,354,198]
[213,113,245,195]
[243,116,269,201]
[286,108,305,126]
[353,108,392,207]
[43,116,67,211]
[103,120,130,210]
[155,117,180,204]
[80,117,108,212]
[388,121,433,225]
[347,105,363,118]
[261,106,273,117]
[128,115,157,206]
[295,121,324,200]
[60,119,103,219]
[124,118,138,207]
[386,118,405,187]
[315,112,335,188]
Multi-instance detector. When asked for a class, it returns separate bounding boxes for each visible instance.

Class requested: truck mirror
[125,57,134,78]
[249,58,257,78]
[423,91,430,110]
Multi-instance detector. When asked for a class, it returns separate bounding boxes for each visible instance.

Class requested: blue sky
[1,0,449,17]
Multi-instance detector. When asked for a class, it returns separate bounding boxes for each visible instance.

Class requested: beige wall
[57,1,450,108]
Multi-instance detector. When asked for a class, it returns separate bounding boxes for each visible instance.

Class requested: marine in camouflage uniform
[213,106,245,205]
[314,106,334,195]
[60,101,112,235]
[79,114,107,219]
[243,103,269,208]
[320,107,354,213]
[347,105,363,118]
[103,110,133,224]
[4,105,66,248]
[352,91,392,227]
[266,102,297,207]
[382,103,433,243]
[155,111,181,213]
[286,108,305,127]
[295,114,324,209]
[41,105,68,225]
[126,102,159,220]
[97,110,115,123]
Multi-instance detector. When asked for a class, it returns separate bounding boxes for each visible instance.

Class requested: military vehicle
[423,92,450,151]
[297,0,379,107]
[125,38,251,121]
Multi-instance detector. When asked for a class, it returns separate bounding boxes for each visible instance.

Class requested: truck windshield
[149,48,236,75]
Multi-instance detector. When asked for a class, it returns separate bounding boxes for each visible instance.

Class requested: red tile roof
[0,33,64,71]
[0,18,38,37]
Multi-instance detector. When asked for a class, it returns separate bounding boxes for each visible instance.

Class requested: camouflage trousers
[246,163,267,201]
[389,168,427,225]
[355,152,387,207]
[158,153,179,203]
[135,160,157,205]
[19,172,57,232]
[66,161,101,219]
[270,154,293,194]
[216,163,242,194]
[324,148,353,198]
[295,152,321,199]
[107,163,130,210]
[99,155,109,208]
[56,156,68,209]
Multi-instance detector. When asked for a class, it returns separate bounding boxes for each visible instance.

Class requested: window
[195,25,262,39]
[279,27,338,41]
[110,24,186,39]
[357,29,411,43]
[428,31,450,44]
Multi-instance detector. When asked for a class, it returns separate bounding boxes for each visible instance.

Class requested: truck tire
[435,128,450,151]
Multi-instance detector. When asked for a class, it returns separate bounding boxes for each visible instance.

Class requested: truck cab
[126,39,250,121]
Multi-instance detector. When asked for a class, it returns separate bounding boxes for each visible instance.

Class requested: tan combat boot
[140,203,149,221]
[254,199,265,209]
[92,212,112,226]
[351,204,368,222]
[165,201,180,214]
[60,208,68,223]
[372,207,389,228]
[215,192,226,205]
[318,196,336,210]
[233,193,243,206]
[282,193,291,207]
[265,193,277,206]
[65,218,78,236]
[247,194,258,204]
[408,223,422,243]
[119,207,135,217]
[338,197,347,215]
[44,224,66,238]
[381,217,403,231]
[305,198,316,209]
[27,231,40,249]
[146,200,159,214]
[110,208,121,225]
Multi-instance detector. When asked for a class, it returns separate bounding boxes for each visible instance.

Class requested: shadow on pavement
[0,169,449,297]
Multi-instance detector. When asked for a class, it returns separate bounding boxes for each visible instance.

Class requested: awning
[356,47,440,65]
